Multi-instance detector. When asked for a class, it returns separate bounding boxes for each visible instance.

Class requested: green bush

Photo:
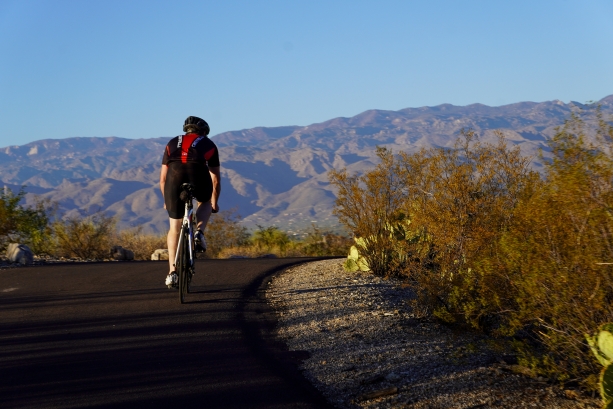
[0,186,54,254]
[251,225,292,255]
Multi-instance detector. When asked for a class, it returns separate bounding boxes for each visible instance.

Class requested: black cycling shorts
[164,161,213,219]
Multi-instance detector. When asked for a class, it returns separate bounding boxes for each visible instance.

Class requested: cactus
[342,216,429,274]
[586,324,613,408]
[343,243,370,272]
[587,324,613,366]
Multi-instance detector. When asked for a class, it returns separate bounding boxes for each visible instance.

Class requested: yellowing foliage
[330,106,613,390]
[498,109,613,387]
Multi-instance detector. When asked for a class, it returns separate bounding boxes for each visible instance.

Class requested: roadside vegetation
[0,187,54,255]
[0,195,350,261]
[329,105,613,396]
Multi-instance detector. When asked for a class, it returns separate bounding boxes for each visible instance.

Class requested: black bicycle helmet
[183,116,210,135]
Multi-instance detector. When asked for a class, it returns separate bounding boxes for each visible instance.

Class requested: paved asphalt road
[0,259,335,409]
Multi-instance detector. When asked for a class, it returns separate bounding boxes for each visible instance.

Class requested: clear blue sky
[1,0,612,147]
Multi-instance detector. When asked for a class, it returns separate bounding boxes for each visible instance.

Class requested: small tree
[204,209,250,258]
[251,225,291,255]
[0,186,54,253]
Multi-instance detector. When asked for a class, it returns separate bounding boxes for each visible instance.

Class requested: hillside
[1,96,612,234]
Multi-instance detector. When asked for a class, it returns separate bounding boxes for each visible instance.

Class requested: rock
[151,249,169,260]
[6,243,33,265]
[110,246,134,261]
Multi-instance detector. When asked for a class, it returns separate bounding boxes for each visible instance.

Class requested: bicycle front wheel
[178,227,189,304]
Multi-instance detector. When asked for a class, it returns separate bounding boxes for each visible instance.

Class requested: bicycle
[175,183,197,304]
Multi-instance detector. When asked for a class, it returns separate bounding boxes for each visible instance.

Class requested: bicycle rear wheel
[178,228,189,304]
[187,264,192,293]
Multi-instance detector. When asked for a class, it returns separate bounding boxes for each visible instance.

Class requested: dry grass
[116,227,167,260]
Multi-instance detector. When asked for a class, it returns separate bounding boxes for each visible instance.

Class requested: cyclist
[159,116,221,288]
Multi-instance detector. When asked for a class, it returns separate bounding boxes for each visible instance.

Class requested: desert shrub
[398,130,539,325]
[203,209,250,258]
[329,107,613,390]
[52,213,116,259]
[215,228,296,259]
[329,130,538,321]
[496,108,613,389]
[299,224,353,256]
[0,187,54,253]
[215,223,351,258]
[116,227,167,260]
[251,225,293,256]
[329,147,409,276]
[216,245,289,259]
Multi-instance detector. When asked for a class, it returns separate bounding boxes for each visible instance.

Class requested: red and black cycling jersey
[162,133,220,167]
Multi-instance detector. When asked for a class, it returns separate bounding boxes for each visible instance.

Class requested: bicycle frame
[175,183,196,303]
[174,198,194,271]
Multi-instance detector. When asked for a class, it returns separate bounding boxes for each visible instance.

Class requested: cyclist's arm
[160,164,168,202]
[209,166,221,212]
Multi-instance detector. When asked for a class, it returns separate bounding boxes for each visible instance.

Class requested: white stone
[6,243,34,265]
[151,249,169,261]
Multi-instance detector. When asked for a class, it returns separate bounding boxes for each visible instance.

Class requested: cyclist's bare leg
[167,217,182,274]
[196,200,213,232]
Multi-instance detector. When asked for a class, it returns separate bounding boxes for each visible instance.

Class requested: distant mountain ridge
[2,96,612,233]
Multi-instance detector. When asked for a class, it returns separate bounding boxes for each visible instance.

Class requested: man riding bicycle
[159,116,221,288]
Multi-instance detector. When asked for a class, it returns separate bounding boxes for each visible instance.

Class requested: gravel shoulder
[265,259,600,409]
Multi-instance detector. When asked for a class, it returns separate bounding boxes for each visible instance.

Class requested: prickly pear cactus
[587,324,613,366]
[343,243,370,272]
[586,324,613,408]
[343,246,359,272]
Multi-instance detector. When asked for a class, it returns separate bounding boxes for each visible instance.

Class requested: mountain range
[2,95,612,234]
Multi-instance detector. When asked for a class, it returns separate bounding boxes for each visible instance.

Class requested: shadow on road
[0,258,336,409]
